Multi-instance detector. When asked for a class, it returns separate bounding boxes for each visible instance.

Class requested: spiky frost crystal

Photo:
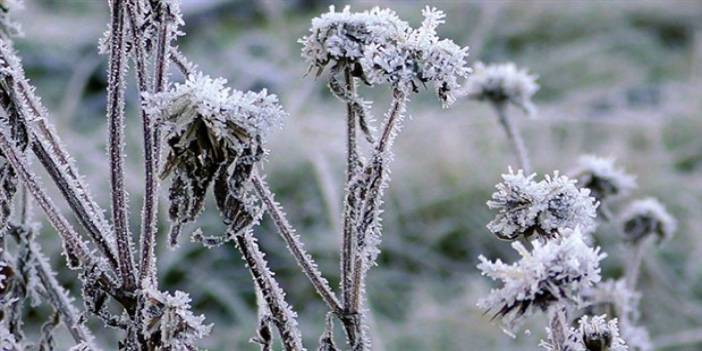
[147,73,285,240]
[141,285,213,350]
[573,155,636,203]
[477,227,605,330]
[465,62,539,115]
[487,169,597,241]
[619,198,676,244]
[301,6,470,106]
[541,315,628,351]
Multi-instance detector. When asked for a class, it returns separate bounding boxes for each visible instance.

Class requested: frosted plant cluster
[464,61,539,115]
[541,315,628,351]
[619,197,677,243]
[477,227,605,330]
[486,168,598,241]
[573,155,637,203]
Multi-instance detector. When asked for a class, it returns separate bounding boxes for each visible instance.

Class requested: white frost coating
[573,155,637,202]
[487,168,597,240]
[0,324,21,350]
[541,315,628,351]
[141,284,213,350]
[477,227,605,331]
[0,0,23,39]
[619,197,676,243]
[464,62,539,115]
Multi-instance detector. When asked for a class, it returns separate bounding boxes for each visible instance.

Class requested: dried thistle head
[541,315,627,351]
[619,198,676,244]
[299,5,409,78]
[141,285,213,350]
[360,7,470,107]
[573,155,637,203]
[464,62,539,115]
[487,169,597,241]
[477,227,605,331]
[147,73,285,241]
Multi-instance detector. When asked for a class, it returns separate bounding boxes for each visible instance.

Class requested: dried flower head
[619,198,676,244]
[582,279,641,322]
[147,73,285,242]
[541,315,627,351]
[141,285,213,350]
[573,155,637,203]
[299,5,409,77]
[477,227,605,330]
[360,7,470,106]
[465,62,539,115]
[487,168,597,241]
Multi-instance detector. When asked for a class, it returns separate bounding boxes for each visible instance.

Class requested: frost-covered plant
[487,168,597,241]
[572,155,637,204]
[477,227,605,331]
[619,198,676,244]
[541,315,628,351]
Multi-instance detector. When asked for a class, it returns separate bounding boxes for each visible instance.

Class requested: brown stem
[341,66,358,317]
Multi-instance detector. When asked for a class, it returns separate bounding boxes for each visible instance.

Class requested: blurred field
[12,0,702,350]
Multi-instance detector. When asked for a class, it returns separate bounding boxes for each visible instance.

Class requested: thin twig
[341,66,358,316]
[493,101,531,173]
[106,0,136,290]
[251,170,343,315]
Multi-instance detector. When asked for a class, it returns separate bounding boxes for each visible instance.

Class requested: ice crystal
[573,155,637,203]
[141,285,213,350]
[541,315,627,351]
[146,73,285,243]
[487,169,597,241]
[477,227,605,330]
[619,198,676,244]
[465,62,539,115]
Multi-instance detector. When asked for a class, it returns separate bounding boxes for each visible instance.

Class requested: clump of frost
[487,168,597,241]
[619,198,676,244]
[141,285,213,350]
[573,155,637,203]
[477,227,605,331]
[464,62,539,115]
[145,73,286,244]
[541,315,628,351]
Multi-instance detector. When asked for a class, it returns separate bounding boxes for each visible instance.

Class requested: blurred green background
[11,0,702,350]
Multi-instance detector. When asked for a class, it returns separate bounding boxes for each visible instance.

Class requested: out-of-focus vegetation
[14,0,702,349]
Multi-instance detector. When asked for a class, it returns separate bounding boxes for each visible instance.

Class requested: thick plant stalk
[251,171,342,315]
[341,66,358,318]
[493,101,531,173]
[105,0,137,291]
[233,231,304,351]
[30,240,99,349]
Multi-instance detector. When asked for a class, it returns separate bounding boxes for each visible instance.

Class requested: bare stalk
[341,66,358,317]
[493,101,531,173]
[233,231,304,351]
[625,236,652,289]
[106,0,136,290]
[251,170,342,315]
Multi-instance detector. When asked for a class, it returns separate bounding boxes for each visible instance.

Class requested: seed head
[542,315,627,351]
[465,62,539,115]
[619,198,676,244]
[573,155,637,203]
[477,227,605,331]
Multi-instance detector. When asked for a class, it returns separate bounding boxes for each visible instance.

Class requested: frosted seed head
[619,198,676,244]
[477,227,605,331]
[539,172,598,236]
[486,168,546,240]
[465,62,539,115]
[581,279,641,322]
[573,155,637,203]
[578,315,628,351]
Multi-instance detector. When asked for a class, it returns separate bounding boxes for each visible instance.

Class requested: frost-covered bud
[578,315,627,351]
[141,285,213,350]
[573,155,637,203]
[464,62,539,115]
[619,198,676,244]
[477,227,605,331]
[487,169,597,241]
[360,7,470,106]
[539,172,598,236]
[581,279,641,322]
[147,73,285,242]
[299,6,409,77]
[0,0,23,39]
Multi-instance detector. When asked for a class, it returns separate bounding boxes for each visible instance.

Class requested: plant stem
[234,231,304,351]
[494,101,531,173]
[341,66,358,318]
[625,236,651,290]
[251,170,342,314]
[547,305,569,351]
[106,0,136,291]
